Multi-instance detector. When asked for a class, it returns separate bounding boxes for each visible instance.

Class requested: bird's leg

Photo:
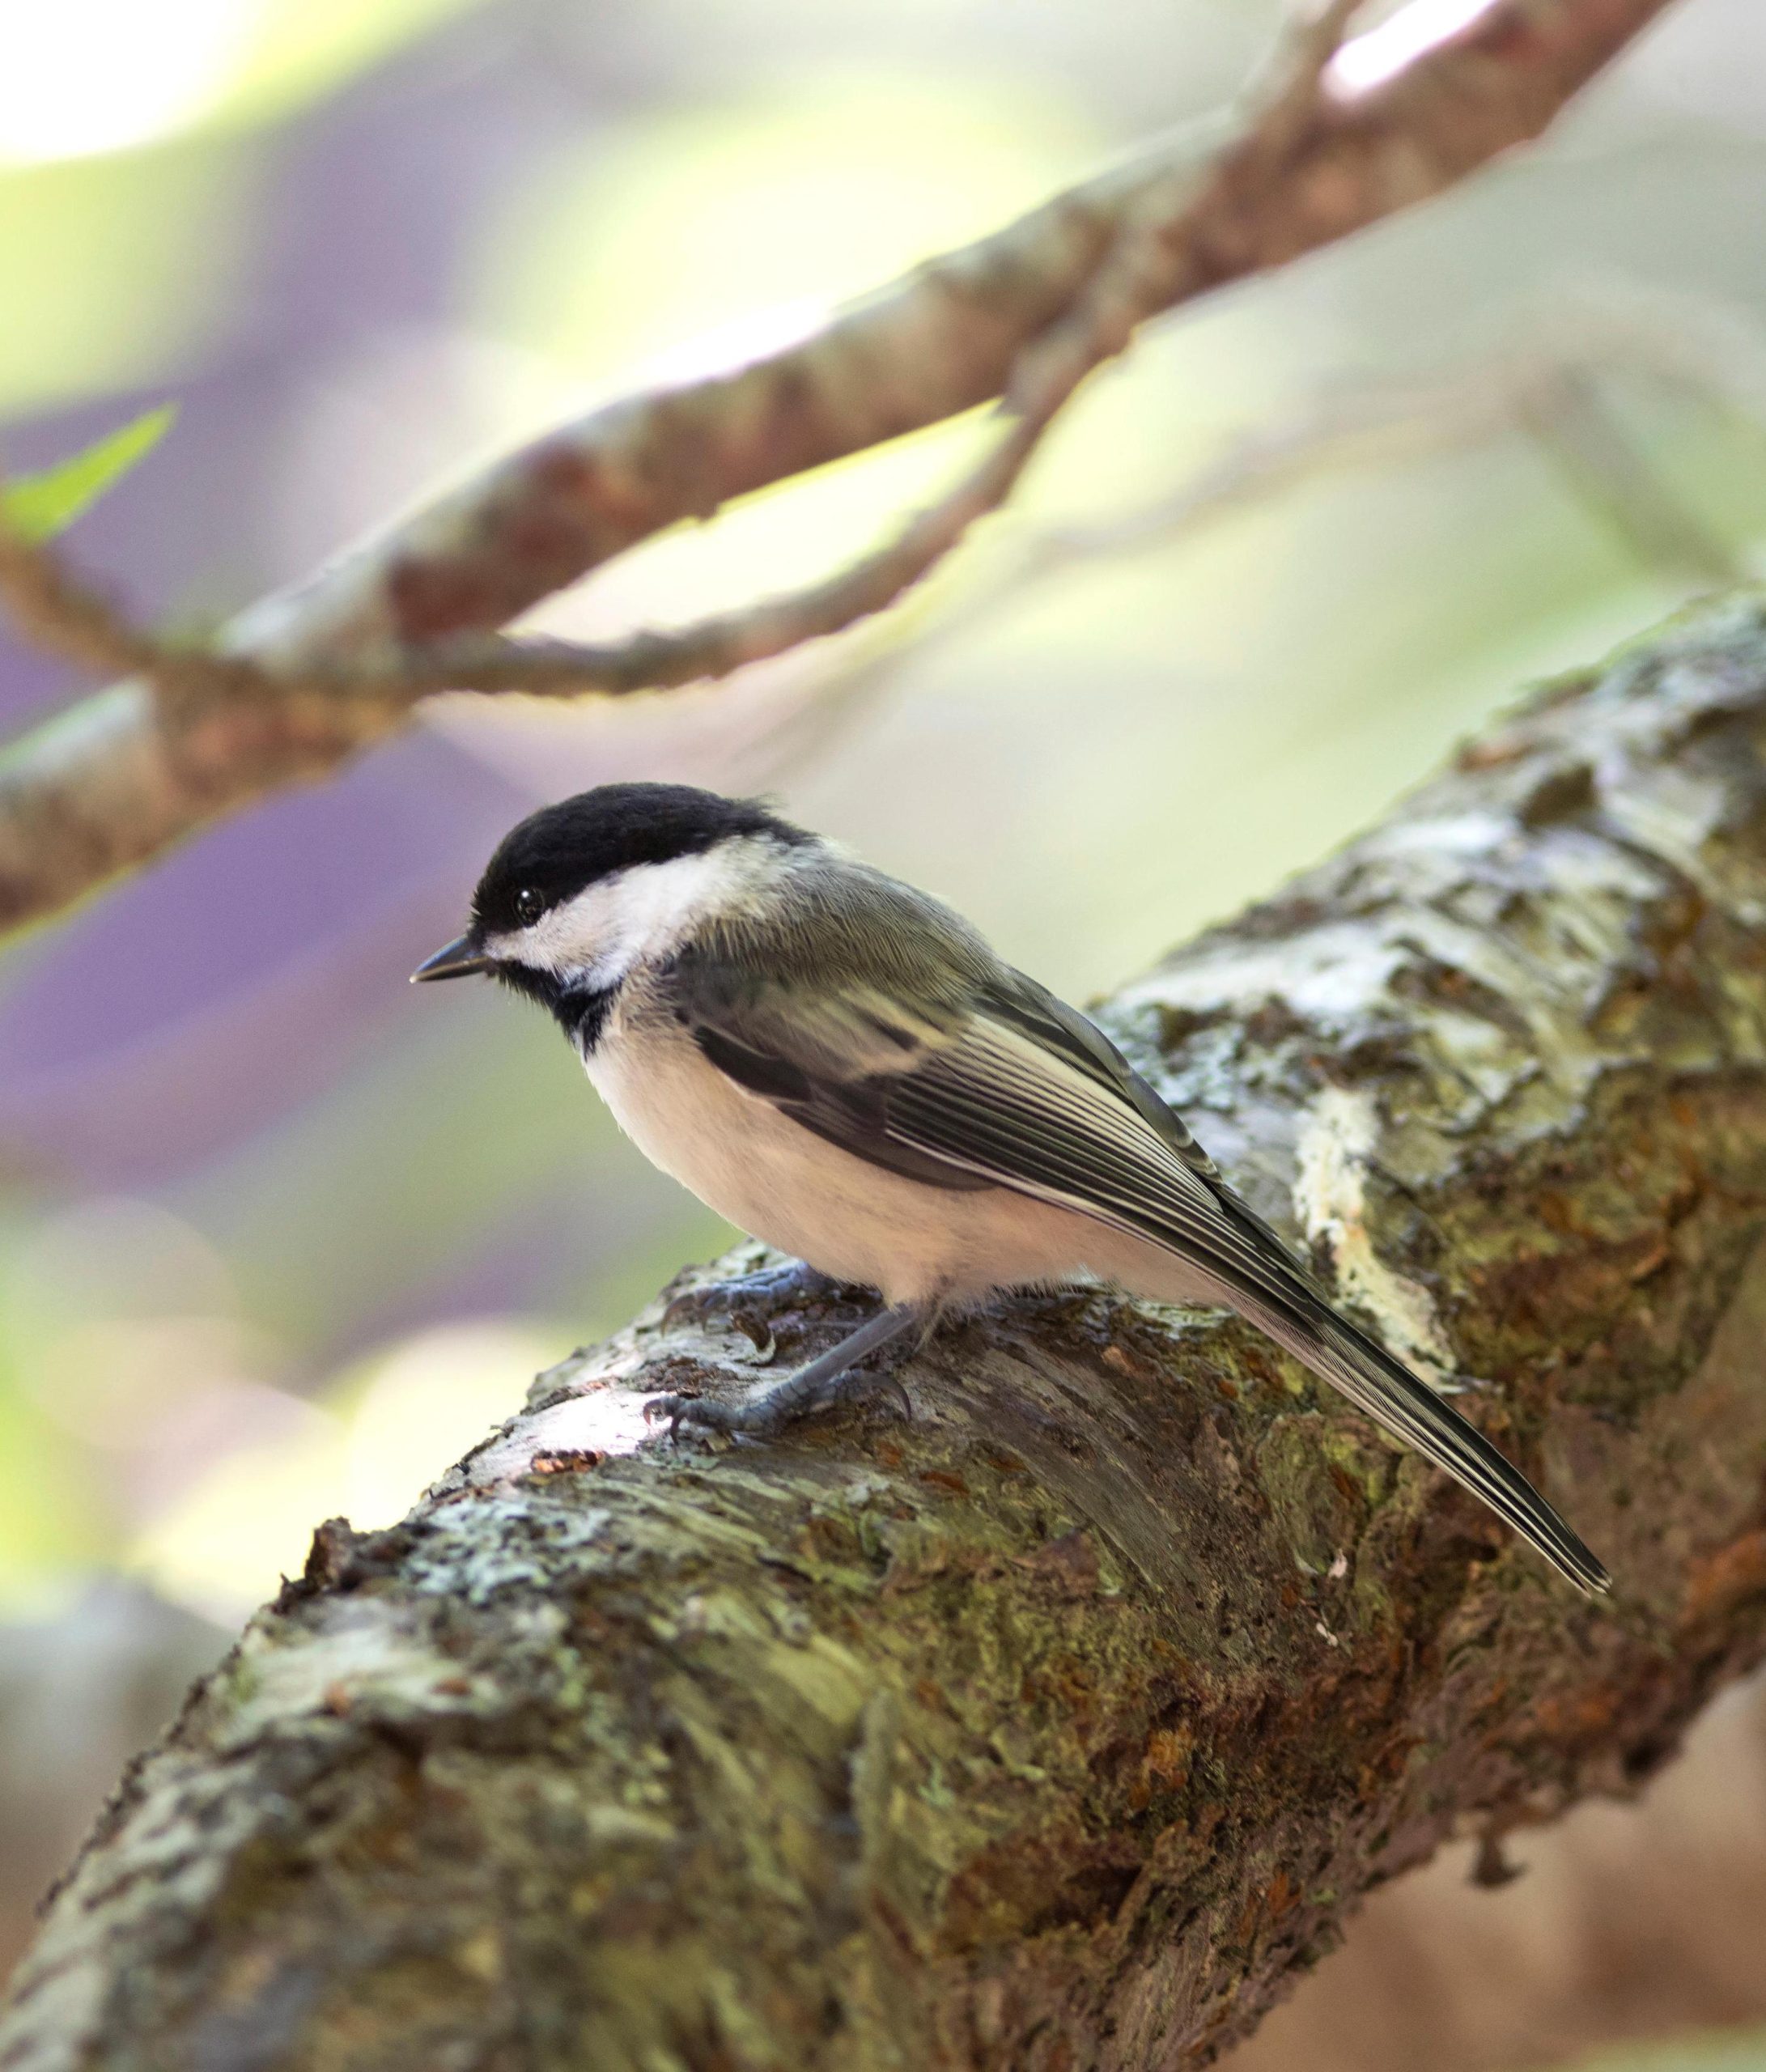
[647,1303,922,1439]
[533,1260,848,1399]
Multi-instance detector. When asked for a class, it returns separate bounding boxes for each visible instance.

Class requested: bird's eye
[514,886,546,926]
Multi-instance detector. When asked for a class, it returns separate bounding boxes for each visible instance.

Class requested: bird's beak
[411,935,495,983]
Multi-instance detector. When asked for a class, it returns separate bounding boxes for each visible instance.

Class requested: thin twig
[0,0,1679,934]
[731,316,1765,786]
[1518,364,1747,587]
[4,2,1361,721]
[686,0,1367,668]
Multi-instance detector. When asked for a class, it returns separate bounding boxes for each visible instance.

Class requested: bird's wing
[669,927,1609,1596]
[674,932,1297,1310]
[976,966,1224,1182]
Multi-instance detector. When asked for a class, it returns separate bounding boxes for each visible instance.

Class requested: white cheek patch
[486,842,761,986]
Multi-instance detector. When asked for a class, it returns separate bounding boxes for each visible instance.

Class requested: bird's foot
[644,1366,911,1441]
[646,1302,921,1442]
[661,1259,845,1357]
[664,1256,839,1322]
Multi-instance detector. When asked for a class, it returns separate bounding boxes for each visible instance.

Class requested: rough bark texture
[1230,1674,1766,2072]
[0,0,1674,936]
[7,593,1766,2071]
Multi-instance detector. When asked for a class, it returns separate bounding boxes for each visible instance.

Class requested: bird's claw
[874,1373,914,1424]
[643,1367,912,1445]
[643,1392,679,1437]
[643,1391,745,1442]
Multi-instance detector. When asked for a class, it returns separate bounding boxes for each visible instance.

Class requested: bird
[413,781,1609,1596]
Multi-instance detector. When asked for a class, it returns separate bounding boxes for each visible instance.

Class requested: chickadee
[414,782,1608,1596]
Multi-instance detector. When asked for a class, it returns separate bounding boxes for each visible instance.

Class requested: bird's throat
[560,980,619,1054]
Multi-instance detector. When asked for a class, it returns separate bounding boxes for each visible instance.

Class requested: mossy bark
[7,597,1766,2072]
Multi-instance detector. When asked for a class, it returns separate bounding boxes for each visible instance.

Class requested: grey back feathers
[674,851,992,1059]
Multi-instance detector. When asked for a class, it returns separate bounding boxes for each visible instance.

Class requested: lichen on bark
[6,597,1766,2072]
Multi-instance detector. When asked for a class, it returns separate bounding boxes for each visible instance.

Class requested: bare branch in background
[741,303,1764,787]
[1517,363,1743,585]
[0,0,1675,936]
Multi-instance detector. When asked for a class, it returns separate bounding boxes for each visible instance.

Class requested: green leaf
[1,403,176,545]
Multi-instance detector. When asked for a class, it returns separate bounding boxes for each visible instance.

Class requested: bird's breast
[582,1012,898,1284]
[578,1005,1091,1303]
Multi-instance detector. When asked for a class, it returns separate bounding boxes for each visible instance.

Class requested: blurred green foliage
[1556,2032,1766,2072]
[0,0,489,414]
[0,1321,109,1595]
[0,143,259,414]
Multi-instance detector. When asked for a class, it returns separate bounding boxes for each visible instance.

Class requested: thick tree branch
[0,0,1674,936]
[6,594,1766,2070]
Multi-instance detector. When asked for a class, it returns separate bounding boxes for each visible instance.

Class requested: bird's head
[412,782,808,1025]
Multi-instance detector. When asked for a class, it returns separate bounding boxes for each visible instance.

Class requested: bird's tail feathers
[1251,1293,1611,1597]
